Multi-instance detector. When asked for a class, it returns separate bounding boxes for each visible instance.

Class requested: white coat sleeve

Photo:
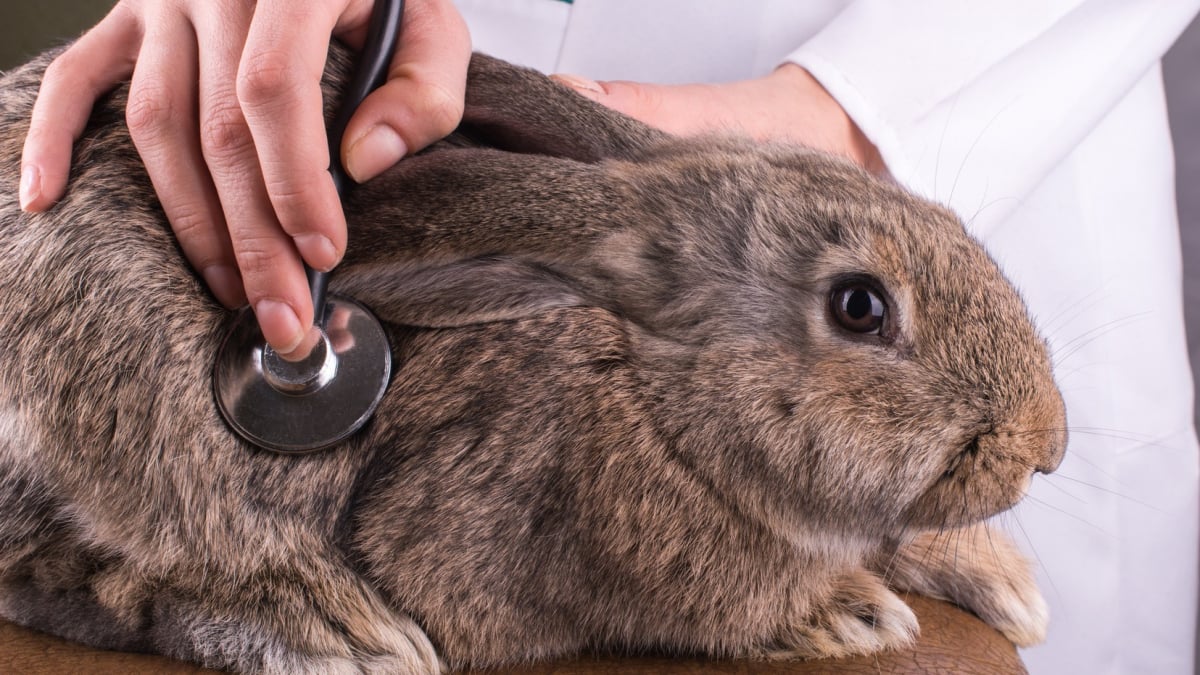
[785,0,1200,227]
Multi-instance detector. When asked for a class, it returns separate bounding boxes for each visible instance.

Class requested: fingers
[194,2,313,354]
[24,0,474,359]
[341,0,471,183]
[21,4,141,211]
[239,0,347,270]
[126,10,246,308]
[554,68,887,173]
[550,75,732,137]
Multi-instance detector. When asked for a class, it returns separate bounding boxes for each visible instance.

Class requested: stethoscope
[213,0,404,453]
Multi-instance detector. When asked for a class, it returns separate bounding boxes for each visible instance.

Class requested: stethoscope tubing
[309,0,405,324]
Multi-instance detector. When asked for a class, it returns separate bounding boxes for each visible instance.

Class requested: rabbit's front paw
[971,570,1048,648]
[768,567,918,660]
[885,523,1047,646]
[153,563,441,674]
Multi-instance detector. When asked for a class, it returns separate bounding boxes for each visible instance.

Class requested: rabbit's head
[464,135,1066,537]
[611,142,1068,538]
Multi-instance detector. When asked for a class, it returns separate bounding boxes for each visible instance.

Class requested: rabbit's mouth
[901,431,1041,529]
[939,436,982,481]
[902,383,1067,529]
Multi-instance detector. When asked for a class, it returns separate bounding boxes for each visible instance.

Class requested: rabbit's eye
[830,283,886,335]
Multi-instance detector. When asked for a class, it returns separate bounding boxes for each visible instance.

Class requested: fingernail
[19,165,41,211]
[293,234,339,271]
[345,125,406,184]
[255,299,305,354]
[551,73,604,98]
[202,265,246,308]
[276,326,323,362]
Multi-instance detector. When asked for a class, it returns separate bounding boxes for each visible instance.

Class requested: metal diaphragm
[213,295,391,453]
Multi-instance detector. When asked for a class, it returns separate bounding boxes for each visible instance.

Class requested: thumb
[340,0,471,184]
[342,75,462,184]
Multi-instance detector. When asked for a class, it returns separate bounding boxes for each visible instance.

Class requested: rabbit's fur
[0,43,1065,673]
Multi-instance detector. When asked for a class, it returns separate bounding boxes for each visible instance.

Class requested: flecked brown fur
[0,44,1065,673]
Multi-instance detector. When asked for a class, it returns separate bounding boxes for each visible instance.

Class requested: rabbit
[0,39,1066,674]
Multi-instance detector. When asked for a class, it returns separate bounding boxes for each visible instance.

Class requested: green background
[1,1,112,70]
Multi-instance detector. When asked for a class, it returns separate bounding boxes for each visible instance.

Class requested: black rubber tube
[308,0,405,326]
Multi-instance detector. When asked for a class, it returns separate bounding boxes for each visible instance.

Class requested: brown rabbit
[0,42,1065,673]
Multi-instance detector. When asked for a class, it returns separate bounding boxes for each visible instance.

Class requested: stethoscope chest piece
[213,295,392,453]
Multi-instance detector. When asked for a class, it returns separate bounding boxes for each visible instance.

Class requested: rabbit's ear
[332,256,589,329]
[456,53,666,162]
[339,147,630,331]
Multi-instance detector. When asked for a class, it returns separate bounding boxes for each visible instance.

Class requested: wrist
[767,63,885,174]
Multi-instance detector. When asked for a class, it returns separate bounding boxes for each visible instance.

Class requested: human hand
[20,0,471,357]
[551,64,885,174]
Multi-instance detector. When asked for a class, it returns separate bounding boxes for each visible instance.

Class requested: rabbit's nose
[1034,432,1067,476]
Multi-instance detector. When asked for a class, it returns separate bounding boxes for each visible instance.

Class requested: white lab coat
[452,1,1200,672]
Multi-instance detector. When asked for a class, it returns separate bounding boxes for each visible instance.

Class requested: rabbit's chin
[901,458,1034,530]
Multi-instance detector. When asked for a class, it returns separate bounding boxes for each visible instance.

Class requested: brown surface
[0,619,210,675]
[0,595,1023,674]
